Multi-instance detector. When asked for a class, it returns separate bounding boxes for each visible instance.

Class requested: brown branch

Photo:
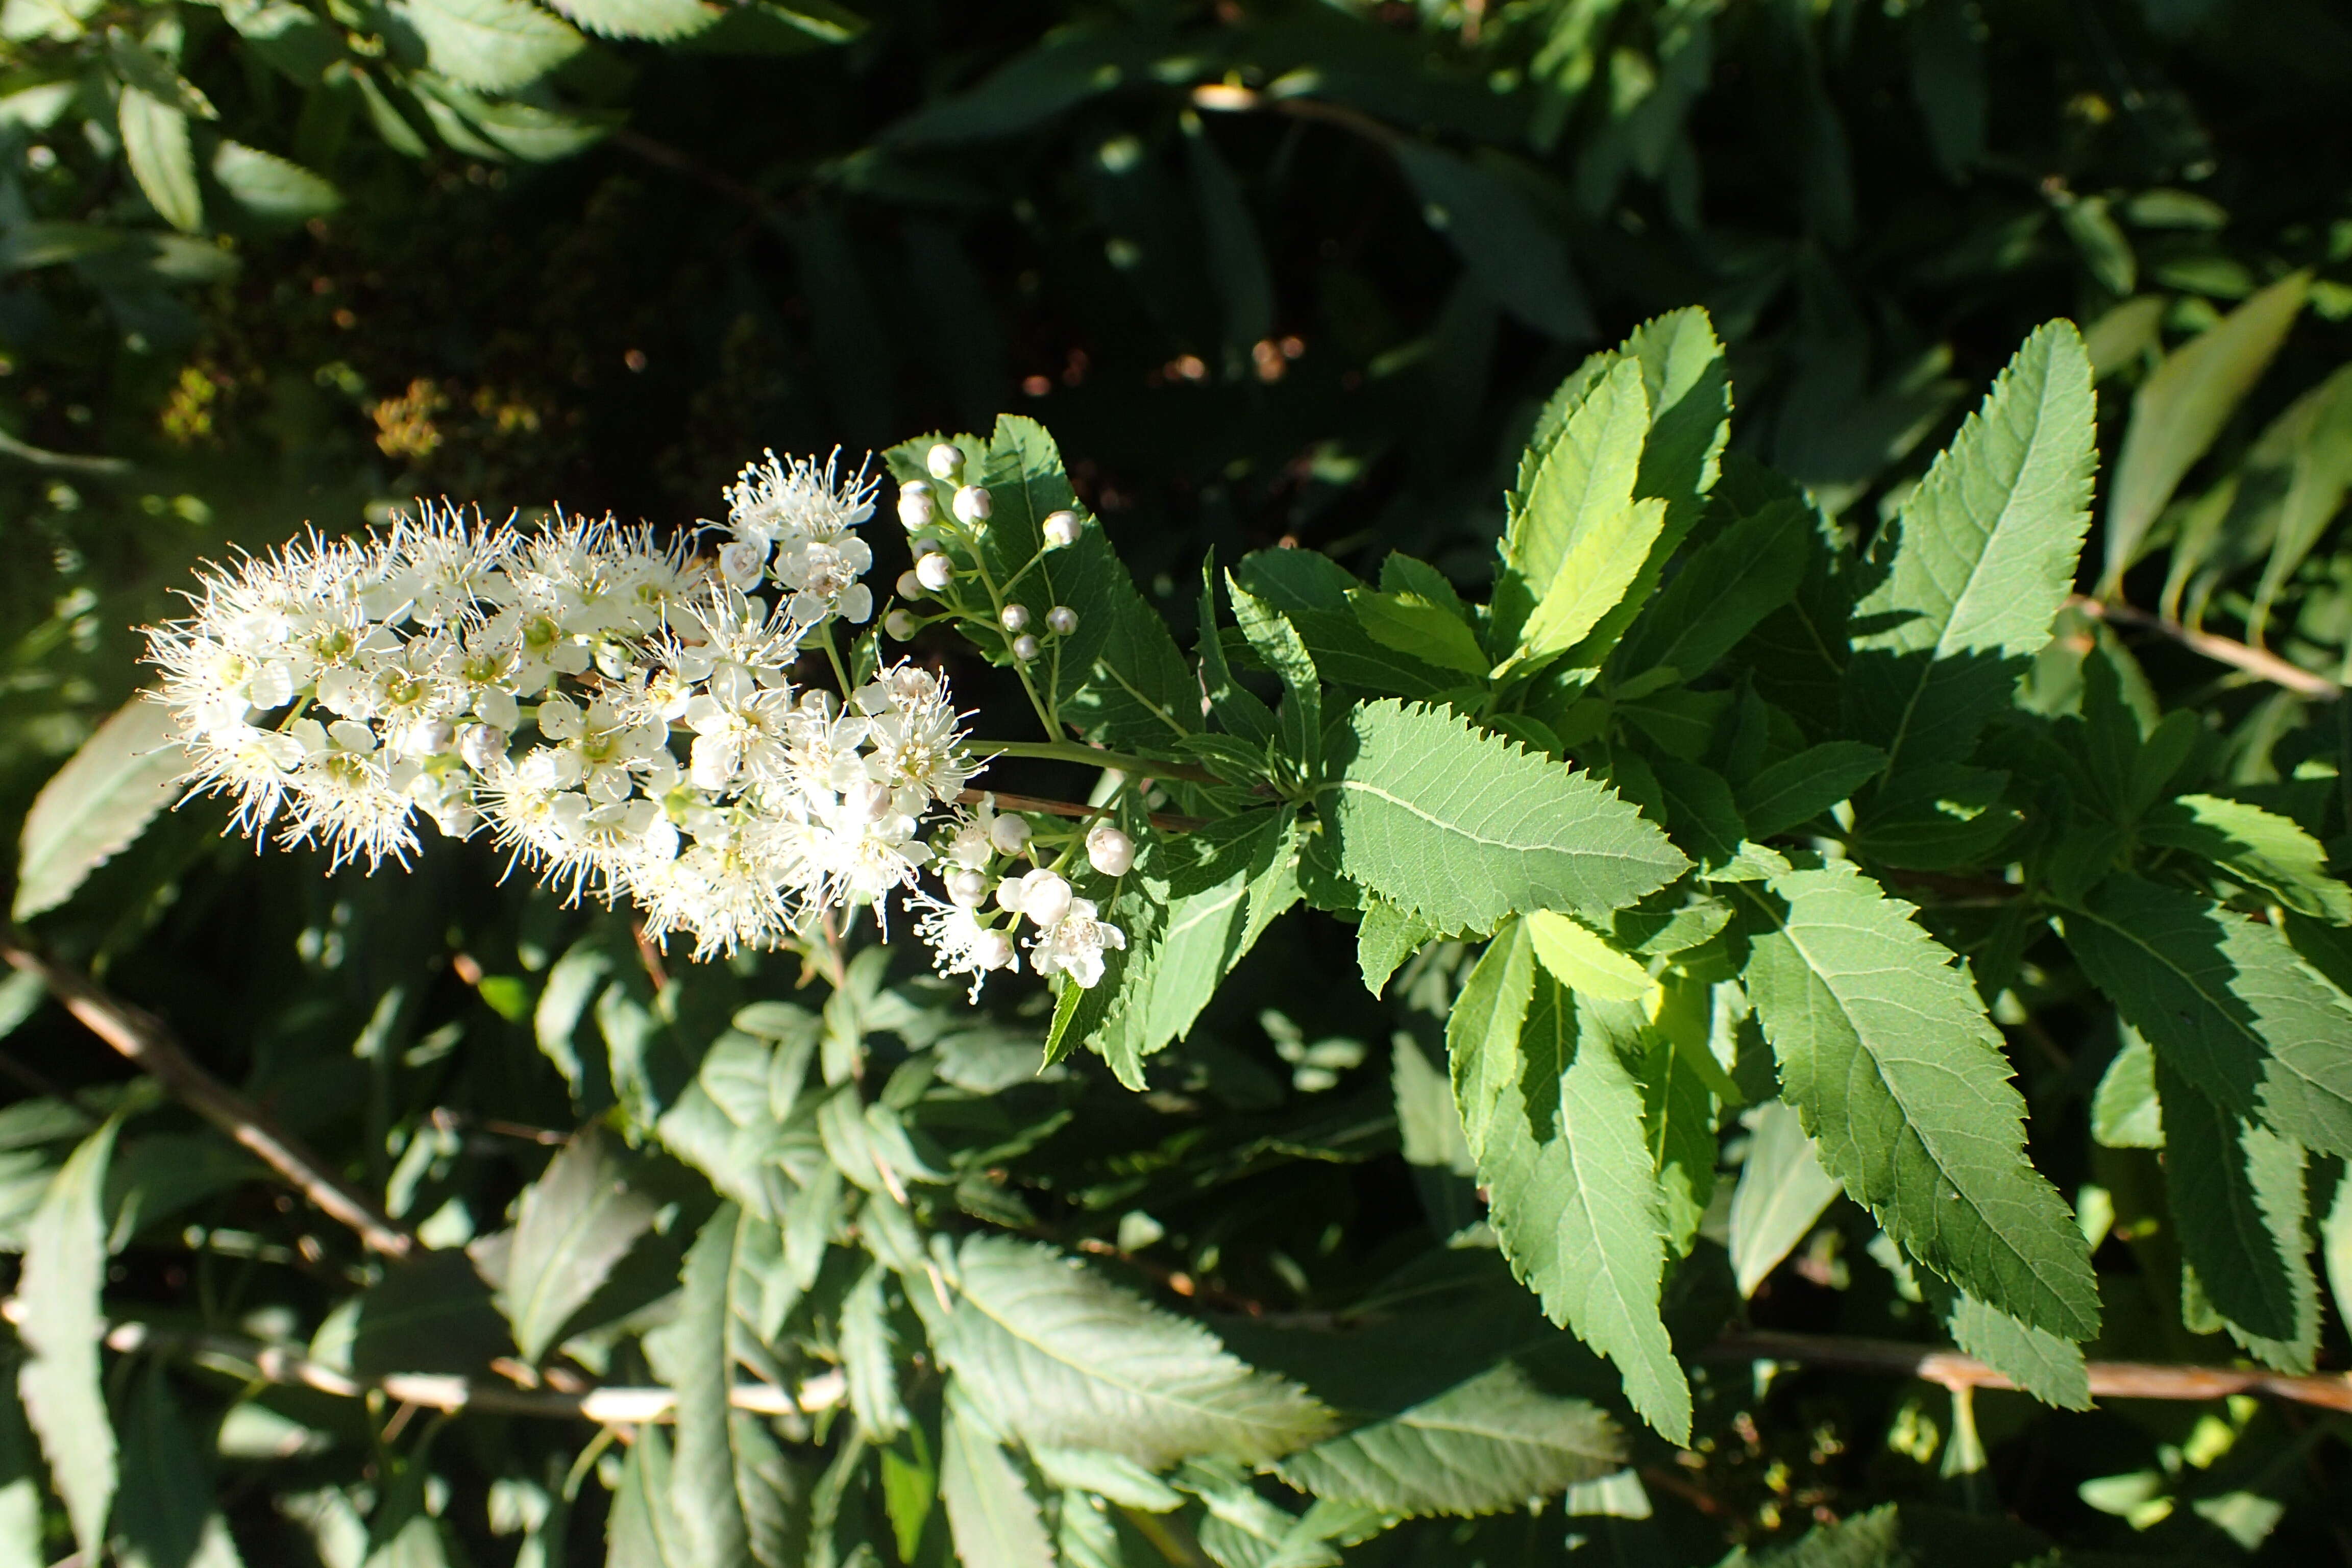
[2073,597,2341,701]
[0,932,417,1260]
[1708,1331,2352,1413]
[959,788,1207,834]
[0,1299,843,1424]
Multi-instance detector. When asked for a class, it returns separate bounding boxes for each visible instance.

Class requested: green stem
[961,536,1063,738]
[972,738,1219,786]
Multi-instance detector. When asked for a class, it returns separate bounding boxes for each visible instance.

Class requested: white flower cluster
[908,798,1134,1002]
[145,448,1133,993]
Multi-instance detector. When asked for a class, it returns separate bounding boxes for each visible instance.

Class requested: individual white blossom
[1029,898,1126,989]
[914,896,1017,1001]
[1015,869,1073,928]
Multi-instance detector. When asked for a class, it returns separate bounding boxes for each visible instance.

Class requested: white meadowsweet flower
[1028,898,1125,989]
[405,767,482,840]
[177,719,305,837]
[380,501,511,627]
[914,895,1017,1001]
[1087,821,1135,876]
[437,622,524,731]
[725,450,876,551]
[670,588,800,706]
[540,695,672,803]
[810,792,933,908]
[1015,869,1072,928]
[685,685,796,793]
[282,717,419,870]
[774,534,874,626]
[857,661,971,805]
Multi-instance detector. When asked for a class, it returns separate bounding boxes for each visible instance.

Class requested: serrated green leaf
[544,0,717,40]
[1744,864,2100,1339]
[842,1261,908,1441]
[1497,357,1650,657]
[1198,561,1276,747]
[1357,900,1438,997]
[1031,1446,1183,1511]
[1227,576,1320,777]
[1448,921,1535,1165]
[606,1425,693,1568]
[1614,498,1811,684]
[1735,742,1889,841]
[401,0,584,93]
[218,0,340,81]
[211,139,340,221]
[1274,1362,1622,1518]
[106,30,216,117]
[1452,961,1687,1442]
[1845,321,2096,774]
[2091,1026,2163,1148]
[2103,272,2309,589]
[17,1115,120,1557]
[117,85,202,234]
[1394,1028,1474,1178]
[1637,1030,1718,1256]
[1943,1288,2091,1409]
[2157,1063,2318,1372]
[13,695,184,921]
[2140,794,2352,921]
[1324,700,1687,934]
[2063,875,2352,1159]
[1348,588,1489,677]
[1232,549,1457,698]
[1526,911,1654,1001]
[1727,1099,1841,1297]
[114,1364,245,1568]
[939,1235,1335,1468]
[492,1128,657,1362]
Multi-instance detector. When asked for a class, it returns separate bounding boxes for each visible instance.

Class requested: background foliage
[8,0,2352,1564]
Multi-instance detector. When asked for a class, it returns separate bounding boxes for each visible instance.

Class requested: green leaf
[1735,742,1889,841]
[1198,563,1276,746]
[938,1235,1335,1468]
[400,0,585,93]
[1227,577,1320,778]
[1447,920,1536,1165]
[1394,1028,1474,1178]
[211,138,340,221]
[1497,358,1651,658]
[2063,875,2352,1160]
[218,0,341,82]
[543,0,717,40]
[1744,864,2101,1339]
[884,28,1133,145]
[1324,700,1687,935]
[1526,911,1654,1001]
[1943,1289,2091,1409]
[2103,271,2310,589]
[116,85,202,235]
[1391,140,1592,341]
[491,1128,658,1362]
[16,1115,121,1558]
[1613,498,1811,684]
[1183,113,1273,352]
[114,1364,246,1568]
[2091,1026,2163,1148]
[1348,589,1489,678]
[2140,794,2352,921]
[1231,550,1455,698]
[1845,321,2096,774]
[1727,1099,1842,1297]
[1357,900,1439,998]
[1273,1362,1622,1518]
[841,1261,908,1441]
[13,695,184,921]
[606,1425,693,1568]
[0,1367,40,1568]
[2158,1063,2319,1371]
[106,30,216,117]
[1637,1028,1718,1256]
[1454,963,1689,1443]
[2247,361,2352,644]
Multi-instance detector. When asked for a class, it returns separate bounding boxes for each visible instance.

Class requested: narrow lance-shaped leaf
[940,1390,1055,1568]
[1727,1099,1842,1297]
[1495,358,1651,655]
[14,694,184,921]
[17,1115,122,1559]
[488,1128,657,1363]
[1743,863,2100,1340]
[402,0,585,92]
[2157,1063,2319,1373]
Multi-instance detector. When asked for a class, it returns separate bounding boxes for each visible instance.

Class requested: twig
[0,932,417,1260]
[2073,597,2341,701]
[1708,1331,2352,1413]
[959,788,1207,834]
[0,1299,843,1425]
[606,128,785,220]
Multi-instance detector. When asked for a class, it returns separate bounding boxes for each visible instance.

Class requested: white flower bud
[896,569,923,598]
[847,778,893,822]
[1000,603,1030,633]
[800,689,838,718]
[884,608,918,640]
[953,485,992,525]
[946,867,990,907]
[1018,869,1072,928]
[926,443,965,482]
[408,717,457,756]
[974,929,1017,971]
[1087,822,1135,876]
[915,553,954,592]
[717,538,767,588]
[897,488,935,529]
[1046,605,1078,635]
[1042,510,1081,549]
[457,722,508,771]
[1012,633,1040,662]
[994,876,1025,914]
[989,813,1032,855]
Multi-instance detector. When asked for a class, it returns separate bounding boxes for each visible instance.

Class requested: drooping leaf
[1613,498,1811,684]
[1496,357,1651,657]
[1391,140,1592,342]
[13,694,184,921]
[1943,1288,2091,1410]
[2157,1063,2319,1372]
[1273,1362,1622,1518]
[1727,1099,1842,1297]
[1324,700,1687,935]
[1453,969,1689,1443]
[116,84,201,233]
[542,0,717,40]
[16,1115,121,1558]
[489,1128,658,1362]
[1845,321,2097,774]
[941,1402,1058,1568]
[2063,875,2352,1159]
[1357,900,1439,998]
[400,0,585,94]
[1735,742,1889,841]
[2103,271,2310,588]
[2139,794,2352,921]
[841,1261,909,1441]
[210,139,341,220]
[1743,863,2100,1339]
[2090,1026,2164,1148]
[938,1235,1336,1468]
[114,1364,246,1568]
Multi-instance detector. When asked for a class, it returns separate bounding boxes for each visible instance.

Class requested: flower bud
[974,929,1017,971]
[1000,603,1030,633]
[408,717,457,756]
[989,814,1032,855]
[718,538,767,588]
[897,487,935,529]
[994,876,1025,914]
[884,608,918,640]
[896,569,923,598]
[1042,510,1081,549]
[1046,605,1077,635]
[946,867,990,907]
[926,443,965,482]
[953,485,992,526]
[1087,822,1135,876]
[915,553,955,592]
[800,689,838,718]
[1018,869,1073,928]
[457,722,508,771]
[847,778,894,823]
[1012,633,1040,662]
